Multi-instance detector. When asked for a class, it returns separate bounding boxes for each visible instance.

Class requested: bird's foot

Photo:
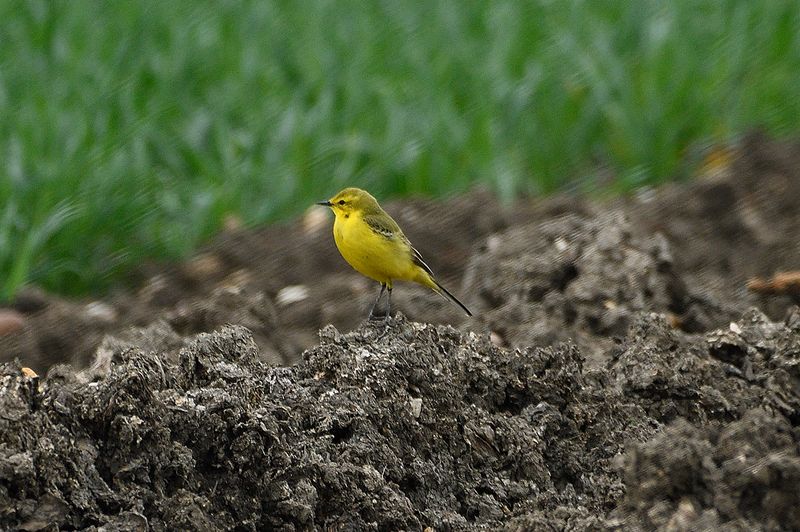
[369,313,394,340]
[368,303,392,321]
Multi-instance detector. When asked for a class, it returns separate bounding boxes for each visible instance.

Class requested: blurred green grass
[1,0,799,299]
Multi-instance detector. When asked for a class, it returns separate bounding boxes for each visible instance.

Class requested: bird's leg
[368,283,387,321]
[374,284,394,339]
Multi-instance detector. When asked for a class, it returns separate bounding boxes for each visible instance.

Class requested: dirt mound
[2,308,799,530]
[2,132,800,529]
[464,211,687,365]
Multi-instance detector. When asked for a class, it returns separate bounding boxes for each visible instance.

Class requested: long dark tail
[433,279,473,316]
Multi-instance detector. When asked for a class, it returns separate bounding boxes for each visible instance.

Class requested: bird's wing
[363,212,402,240]
[363,212,433,275]
[410,245,434,276]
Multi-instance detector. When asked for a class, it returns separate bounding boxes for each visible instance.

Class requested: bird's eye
[338,200,346,205]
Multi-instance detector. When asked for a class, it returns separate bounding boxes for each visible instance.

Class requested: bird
[317,187,472,320]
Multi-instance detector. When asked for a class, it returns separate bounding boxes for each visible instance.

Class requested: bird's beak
[316,200,333,207]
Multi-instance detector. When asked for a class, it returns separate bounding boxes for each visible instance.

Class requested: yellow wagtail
[317,187,472,319]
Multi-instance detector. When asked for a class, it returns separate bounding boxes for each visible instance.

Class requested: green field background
[1,0,798,298]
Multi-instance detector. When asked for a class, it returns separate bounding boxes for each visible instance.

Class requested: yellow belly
[333,214,418,285]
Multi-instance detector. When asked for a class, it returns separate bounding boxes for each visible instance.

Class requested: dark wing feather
[363,212,402,240]
[411,246,434,276]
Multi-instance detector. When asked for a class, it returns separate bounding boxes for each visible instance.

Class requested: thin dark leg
[369,283,387,320]
[374,284,393,338]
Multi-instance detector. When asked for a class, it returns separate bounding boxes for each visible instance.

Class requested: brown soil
[2,131,800,530]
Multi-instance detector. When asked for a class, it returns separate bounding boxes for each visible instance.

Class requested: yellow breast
[333,212,417,284]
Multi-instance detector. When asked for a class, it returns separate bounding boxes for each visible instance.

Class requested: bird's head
[317,187,380,217]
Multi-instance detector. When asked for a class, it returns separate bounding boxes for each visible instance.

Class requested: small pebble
[409,397,423,418]
[84,301,118,324]
[276,285,310,306]
[0,309,25,336]
[223,213,243,231]
[183,252,224,282]
[489,331,505,347]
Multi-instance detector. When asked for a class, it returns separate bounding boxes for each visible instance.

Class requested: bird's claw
[369,313,393,339]
[368,311,386,322]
